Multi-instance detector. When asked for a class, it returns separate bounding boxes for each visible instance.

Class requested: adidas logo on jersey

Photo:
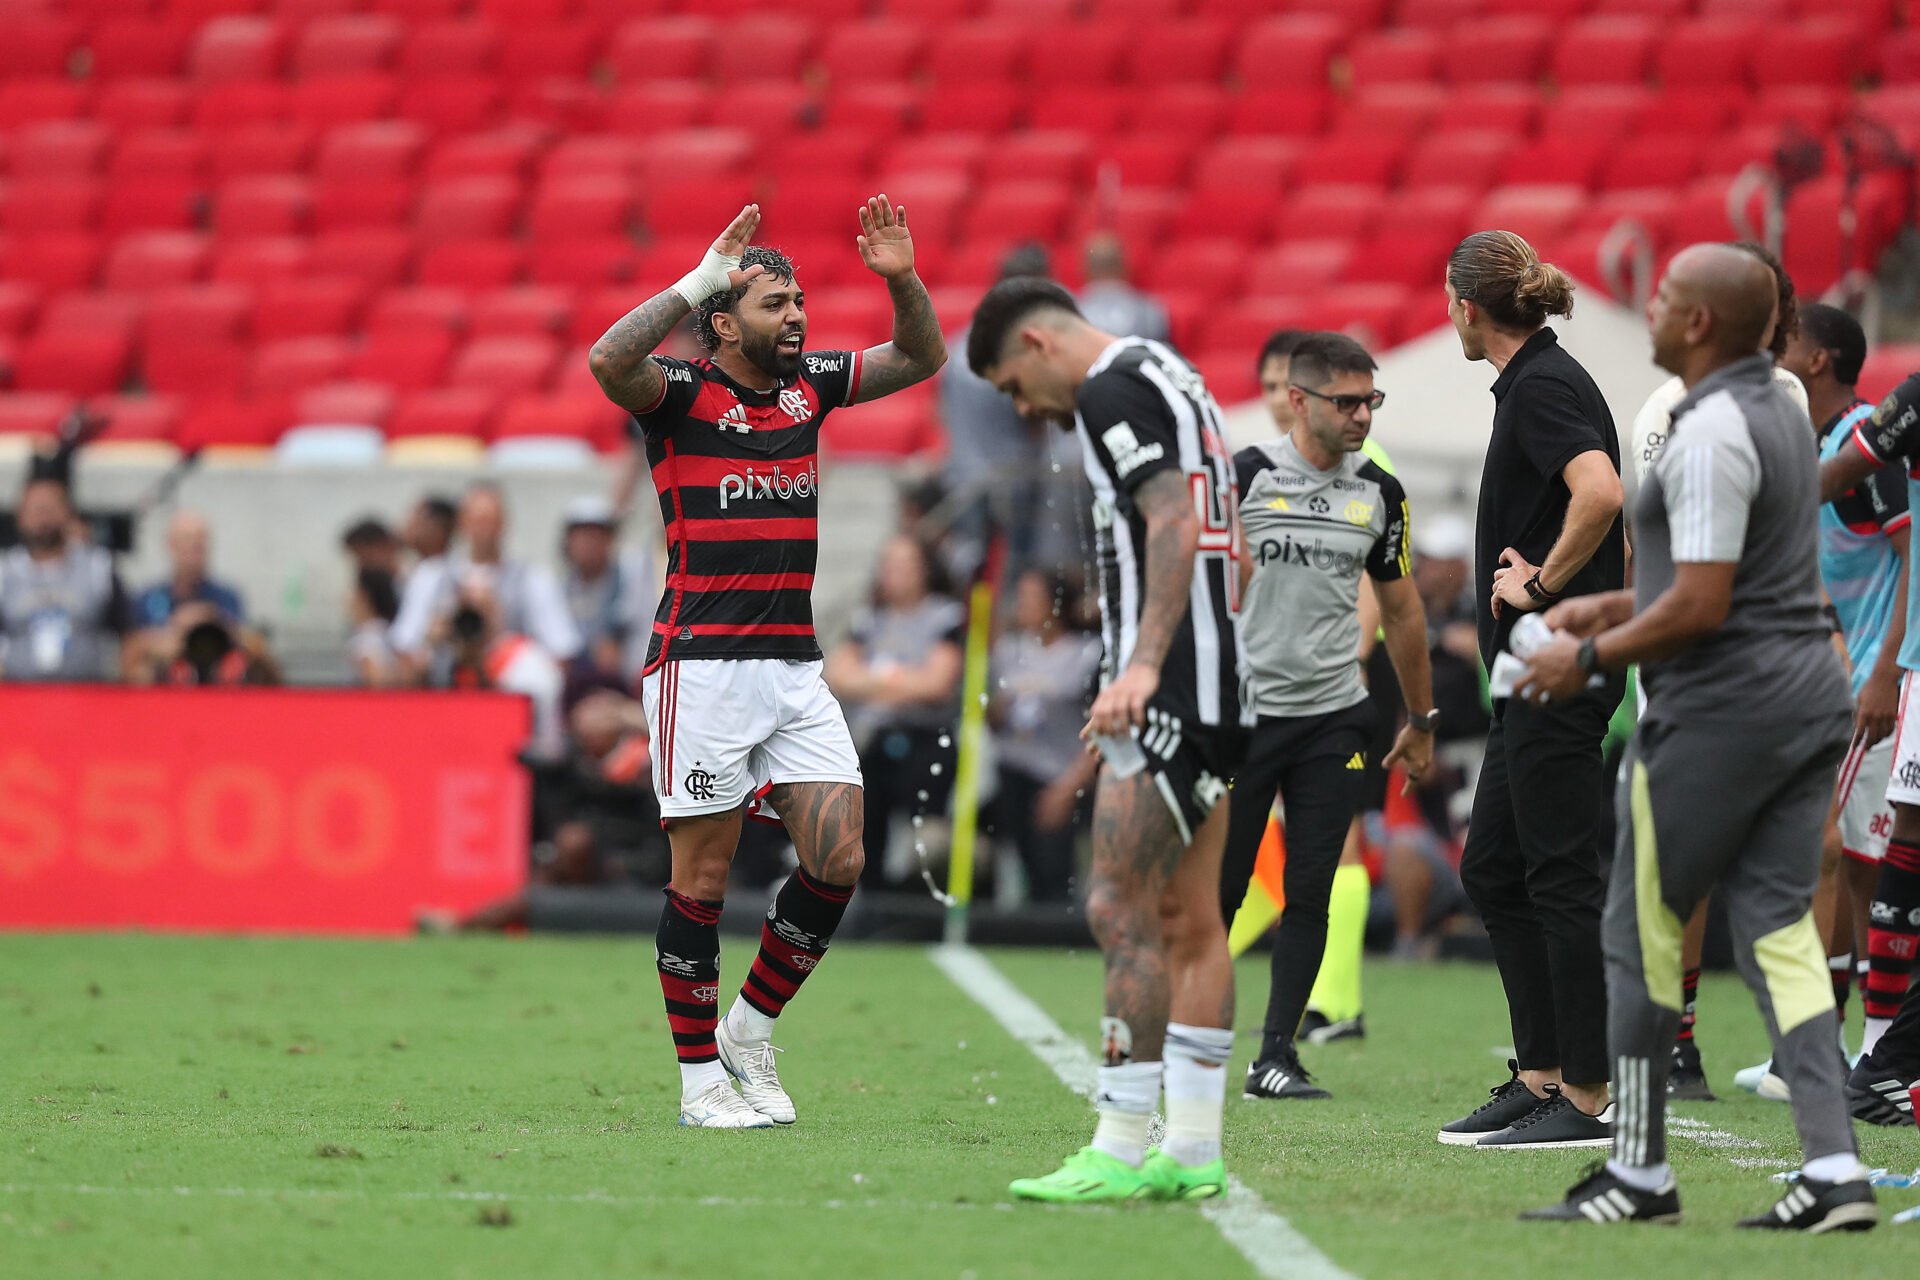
[719,461,817,509]
[1345,752,1365,770]
[717,404,752,433]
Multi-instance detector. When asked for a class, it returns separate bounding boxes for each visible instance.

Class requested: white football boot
[678,1078,775,1129]
[716,1018,797,1125]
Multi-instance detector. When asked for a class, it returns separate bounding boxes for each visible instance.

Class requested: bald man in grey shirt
[1517,245,1874,1232]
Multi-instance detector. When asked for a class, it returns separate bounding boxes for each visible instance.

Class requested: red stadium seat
[1575,189,1677,245]
[1440,18,1554,85]
[287,74,398,128]
[528,238,641,289]
[979,132,1093,186]
[1496,136,1611,188]
[215,176,311,236]
[315,122,428,182]
[1092,138,1196,189]
[470,286,574,338]
[607,17,711,81]
[1338,84,1445,136]
[711,16,817,81]
[1550,16,1656,85]
[387,387,496,439]
[884,0,984,20]
[101,178,197,237]
[14,331,134,396]
[249,336,350,395]
[417,238,525,288]
[0,80,91,125]
[145,283,254,342]
[1538,87,1649,141]
[1121,19,1230,85]
[1,178,101,235]
[823,386,940,459]
[254,277,369,340]
[1432,84,1540,134]
[1402,130,1516,190]
[448,335,560,395]
[774,132,883,186]
[0,283,40,341]
[39,290,142,340]
[310,228,416,288]
[540,137,637,184]
[1195,298,1315,355]
[190,16,287,83]
[293,14,402,76]
[876,137,989,188]
[833,83,931,133]
[1477,184,1587,244]
[92,394,184,445]
[397,19,500,76]
[1752,19,1863,88]
[209,237,307,289]
[143,334,246,395]
[1187,352,1257,408]
[1664,175,1771,245]
[1297,134,1406,186]
[1189,138,1301,194]
[207,124,312,182]
[1653,17,1760,88]
[397,76,504,133]
[175,397,293,450]
[0,234,103,292]
[104,231,210,290]
[1276,186,1384,242]
[86,20,193,78]
[1858,346,1920,406]
[1248,241,1354,295]
[1225,89,1332,138]
[492,394,621,446]
[1633,89,1738,140]
[425,130,540,181]
[415,177,521,239]
[498,23,598,82]
[1127,84,1230,136]
[959,182,1071,245]
[110,129,210,182]
[365,287,468,335]
[1599,137,1705,191]
[0,392,78,439]
[819,21,929,81]
[1377,185,1479,242]
[1233,16,1347,88]
[605,81,708,132]
[638,128,757,183]
[1346,28,1442,84]
[527,177,632,240]
[1309,283,1416,349]
[314,176,415,231]
[478,0,578,23]
[925,19,1025,81]
[641,178,758,238]
[1748,86,1848,132]
[1344,232,1454,287]
[349,329,458,390]
[12,122,112,177]
[1031,86,1130,135]
[294,380,394,428]
[1880,29,1920,85]
[0,17,79,77]
[96,80,192,129]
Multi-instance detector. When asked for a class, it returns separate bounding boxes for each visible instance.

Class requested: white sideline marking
[0,1184,1048,1214]
[931,944,1356,1280]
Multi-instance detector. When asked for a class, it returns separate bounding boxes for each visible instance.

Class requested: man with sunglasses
[1223,332,1437,1101]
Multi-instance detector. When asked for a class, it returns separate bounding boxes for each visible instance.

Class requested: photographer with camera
[0,470,132,683]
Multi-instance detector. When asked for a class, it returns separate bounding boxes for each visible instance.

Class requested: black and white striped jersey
[1074,337,1250,731]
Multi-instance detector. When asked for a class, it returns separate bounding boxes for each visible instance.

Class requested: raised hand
[715,203,765,289]
[856,194,915,279]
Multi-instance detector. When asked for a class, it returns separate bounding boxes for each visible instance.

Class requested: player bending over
[969,279,1250,1202]
[588,199,945,1128]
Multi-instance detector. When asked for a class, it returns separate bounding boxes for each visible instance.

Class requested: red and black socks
[658,888,725,1096]
[727,867,854,1043]
[1864,839,1920,1055]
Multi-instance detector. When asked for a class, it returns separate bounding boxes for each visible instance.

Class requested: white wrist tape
[671,246,742,307]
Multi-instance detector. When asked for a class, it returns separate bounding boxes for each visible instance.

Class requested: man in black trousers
[1436,231,1627,1150]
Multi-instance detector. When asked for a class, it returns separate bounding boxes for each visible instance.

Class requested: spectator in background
[1075,232,1169,344]
[0,472,130,681]
[145,602,280,686]
[559,496,655,683]
[826,534,967,886]
[134,510,244,630]
[437,577,567,762]
[985,569,1103,904]
[347,565,401,687]
[938,243,1054,582]
[341,516,402,578]
[391,483,582,679]
[405,494,457,567]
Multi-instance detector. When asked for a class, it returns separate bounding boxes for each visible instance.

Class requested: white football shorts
[640,658,862,822]
[1838,729,1895,864]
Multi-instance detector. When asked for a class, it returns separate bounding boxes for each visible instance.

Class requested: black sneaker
[1736,1176,1877,1233]
[1845,1058,1915,1126]
[1668,1037,1715,1102]
[1477,1084,1615,1150]
[1243,1047,1331,1100]
[1437,1060,1542,1146]
[1520,1161,1681,1225]
[1296,1010,1365,1045]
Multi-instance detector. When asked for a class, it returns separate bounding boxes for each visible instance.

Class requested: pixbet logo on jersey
[719,461,818,509]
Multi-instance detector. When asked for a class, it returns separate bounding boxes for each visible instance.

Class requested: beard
[740,326,805,382]
[20,525,65,553]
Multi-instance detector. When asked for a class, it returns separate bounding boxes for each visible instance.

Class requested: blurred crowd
[0,234,1493,953]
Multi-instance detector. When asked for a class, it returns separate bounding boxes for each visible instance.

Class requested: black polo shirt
[1474,327,1626,667]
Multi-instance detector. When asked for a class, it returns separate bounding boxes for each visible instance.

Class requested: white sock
[1606,1159,1673,1192]
[680,1059,728,1100]
[1862,1015,1891,1056]
[725,996,776,1044]
[1802,1151,1867,1184]
[1162,1022,1233,1166]
[1090,1061,1161,1167]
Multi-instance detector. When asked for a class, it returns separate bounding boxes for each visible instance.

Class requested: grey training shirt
[1634,354,1849,725]
[1235,435,1411,719]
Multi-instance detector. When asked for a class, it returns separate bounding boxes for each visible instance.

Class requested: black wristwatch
[1523,571,1562,606]
[1407,708,1440,733]
[1576,637,1602,675]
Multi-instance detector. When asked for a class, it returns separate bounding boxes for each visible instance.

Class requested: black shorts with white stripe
[1117,695,1245,846]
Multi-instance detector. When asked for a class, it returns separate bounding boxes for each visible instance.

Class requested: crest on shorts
[684,762,717,802]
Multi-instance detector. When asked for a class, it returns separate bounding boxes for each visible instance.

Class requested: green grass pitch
[2,933,1914,1278]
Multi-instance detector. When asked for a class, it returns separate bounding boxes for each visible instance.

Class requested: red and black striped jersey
[631,350,861,670]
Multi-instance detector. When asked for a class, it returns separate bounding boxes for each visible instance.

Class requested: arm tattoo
[1128,470,1199,672]
[852,273,948,403]
[766,781,865,887]
[587,288,692,411]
